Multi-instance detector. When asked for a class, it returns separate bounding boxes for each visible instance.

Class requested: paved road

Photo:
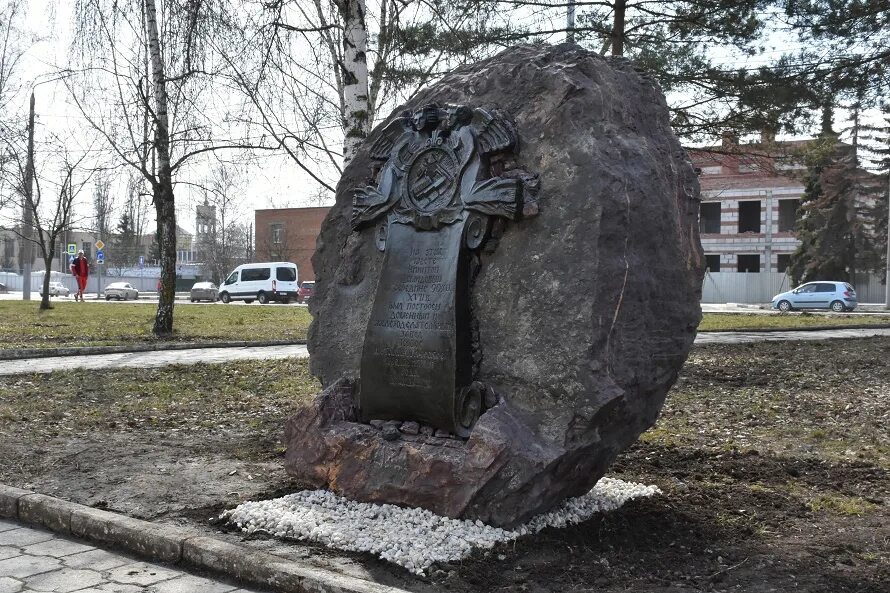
[700,303,890,315]
[695,327,890,345]
[0,519,262,592]
[0,345,309,376]
[0,293,307,307]
[2,328,890,376]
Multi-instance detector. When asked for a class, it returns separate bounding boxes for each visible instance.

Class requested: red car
[297,281,315,303]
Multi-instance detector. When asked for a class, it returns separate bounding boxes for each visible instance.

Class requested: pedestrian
[70,250,89,302]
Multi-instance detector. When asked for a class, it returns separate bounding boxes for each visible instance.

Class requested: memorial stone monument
[285,43,704,527]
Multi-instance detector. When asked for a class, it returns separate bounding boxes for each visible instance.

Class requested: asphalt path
[695,327,890,345]
[2,328,890,375]
[0,344,309,375]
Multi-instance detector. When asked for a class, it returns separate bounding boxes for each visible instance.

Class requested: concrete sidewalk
[0,345,309,375]
[695,327,890,345]
[1,327,889,376]
[0,519,263,593]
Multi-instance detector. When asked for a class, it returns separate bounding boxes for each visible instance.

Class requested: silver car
[190,281,219,302]
[45,281,70,297]
[105,282,139,301]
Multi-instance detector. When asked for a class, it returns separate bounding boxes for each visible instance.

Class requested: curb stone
[0,340,308,361]
[0,484,414,593]
[182,537,407,593]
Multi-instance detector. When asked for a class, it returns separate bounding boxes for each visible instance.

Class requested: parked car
[219,262,299,304]
[43,281,70,297]
[105,282,139,301]
[0,283,8,294]
[297,281,315,303]
[771,281,857,312]
[190,281,219,302]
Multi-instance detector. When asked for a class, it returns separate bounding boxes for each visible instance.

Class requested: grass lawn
[699,311,890,331]
[0,301,312,349]
[0,358,319,437]
[0,338,886,592]
[646,337,890,468]
[2,299,889,350]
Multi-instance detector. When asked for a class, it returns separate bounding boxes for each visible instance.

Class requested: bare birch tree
[339,0,370,163]
[197,161,250,282]
[218,1,517,190]
[1,134,93,309]
[92,175,113,240]
[68,0,276,334]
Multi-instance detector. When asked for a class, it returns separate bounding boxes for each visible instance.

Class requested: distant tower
[195,199,216,262]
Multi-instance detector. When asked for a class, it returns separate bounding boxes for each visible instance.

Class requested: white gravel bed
[222,477,660,575]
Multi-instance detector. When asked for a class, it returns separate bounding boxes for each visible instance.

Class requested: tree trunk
[40,254,53,310]
[154,183,176,332]
[340,0,370,164]
[611,0,626,57]
[145,0,176,336]
[566,1,576,43]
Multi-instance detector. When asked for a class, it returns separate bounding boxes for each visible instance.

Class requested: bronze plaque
[351,103,537,436]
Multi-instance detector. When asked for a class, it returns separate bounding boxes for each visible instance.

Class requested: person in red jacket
[70,250,89,301]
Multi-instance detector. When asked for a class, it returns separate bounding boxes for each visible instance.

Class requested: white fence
[702,272,886,304]
[4,270,886,305]
[0,272,160,294]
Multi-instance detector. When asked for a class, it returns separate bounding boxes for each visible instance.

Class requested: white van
[219,262,299,304]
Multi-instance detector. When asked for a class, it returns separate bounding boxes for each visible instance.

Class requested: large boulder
[285,43,704,527]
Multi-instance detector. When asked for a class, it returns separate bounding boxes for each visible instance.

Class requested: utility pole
[566,2,576,43]
[22,91,35,301]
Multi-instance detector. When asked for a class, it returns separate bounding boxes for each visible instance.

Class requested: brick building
[254,206,331,281]
[688,134,809,273]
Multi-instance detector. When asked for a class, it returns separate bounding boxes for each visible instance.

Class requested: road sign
[67,243,76,255]
[138,255,145,268]
[96,250,105,264]
[95,239,105,250]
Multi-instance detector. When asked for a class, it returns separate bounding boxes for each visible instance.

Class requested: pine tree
[111,212,136,271]
[788,133,880,285]
[859,104,890,281]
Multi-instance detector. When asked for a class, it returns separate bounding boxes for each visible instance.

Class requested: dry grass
[0,301,312,349]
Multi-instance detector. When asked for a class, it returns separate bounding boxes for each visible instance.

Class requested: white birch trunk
[340,0,370,164]
[145,0,177,335]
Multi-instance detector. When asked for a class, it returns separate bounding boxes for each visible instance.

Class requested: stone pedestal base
[284,380,623,528]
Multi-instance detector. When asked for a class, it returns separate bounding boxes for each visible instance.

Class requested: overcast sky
[8,1,877,237]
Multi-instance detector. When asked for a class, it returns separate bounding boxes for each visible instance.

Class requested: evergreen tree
[788,134,879,284]
[859,104,890,281]
[110,212,136,271]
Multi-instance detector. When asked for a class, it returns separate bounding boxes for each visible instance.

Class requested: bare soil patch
[0,339,887,592]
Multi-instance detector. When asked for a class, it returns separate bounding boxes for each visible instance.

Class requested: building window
[700,166,722,175]
[699,202,721,234]
[82,242,92,259]
[738,201,761,233]
[737,254,760,273]
[778,199,799,232]
[705,254,721,272]
[270,223,283,244]
[777,253,791,273]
